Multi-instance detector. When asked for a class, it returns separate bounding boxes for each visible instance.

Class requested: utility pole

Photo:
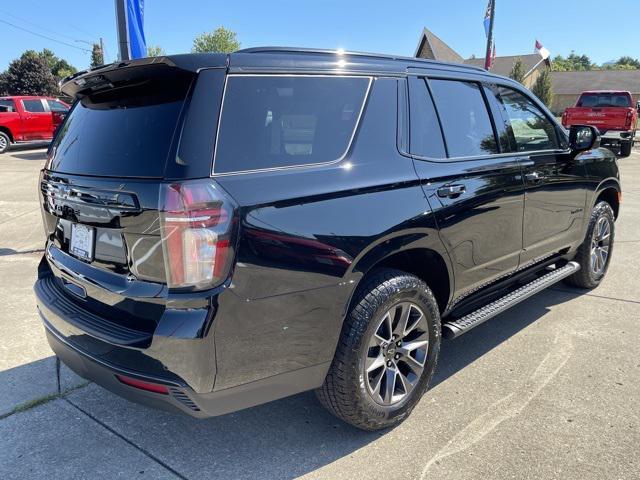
[484,0,496,70]
[99,37,105,64]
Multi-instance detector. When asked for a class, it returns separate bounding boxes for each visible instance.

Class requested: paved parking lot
[1,147,639,480]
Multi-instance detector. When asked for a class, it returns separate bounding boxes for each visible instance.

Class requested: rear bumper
[36,272,330,418]
[600,130,635,140]
[44,320,206,416]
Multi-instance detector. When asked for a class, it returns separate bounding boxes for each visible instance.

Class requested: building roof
[415,28,464,63]
[464,54,546,77]
[551,70,640,95]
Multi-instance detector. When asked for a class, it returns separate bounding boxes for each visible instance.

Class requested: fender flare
[342,229,455,315]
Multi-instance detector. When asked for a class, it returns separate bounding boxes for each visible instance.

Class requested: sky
[0,0,638,71]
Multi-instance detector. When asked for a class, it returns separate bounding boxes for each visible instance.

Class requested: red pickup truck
[0,96,70,154]
[562,90,638,157]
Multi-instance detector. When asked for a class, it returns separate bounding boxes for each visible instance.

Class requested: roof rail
[237,46,486,72]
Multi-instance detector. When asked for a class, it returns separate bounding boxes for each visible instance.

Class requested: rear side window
[0,99,16,112]
[49,74,192,178]
[214,75,370,174]
[23,99,45,112]
[577,93,631,108]
[408,77,446,158]
[47,100,68,112]
[429,79,498,158]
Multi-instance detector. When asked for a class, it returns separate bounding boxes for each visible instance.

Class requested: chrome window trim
[211,74,373,177]
[411,149,569,164]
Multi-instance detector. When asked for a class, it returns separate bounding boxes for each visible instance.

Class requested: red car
[0,96,70,154]
[562,90,638,157]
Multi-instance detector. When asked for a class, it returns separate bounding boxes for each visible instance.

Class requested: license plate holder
[70,223,95,262]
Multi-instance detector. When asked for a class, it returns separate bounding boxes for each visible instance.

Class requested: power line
[0,10,93,45]
[0,19,91,53]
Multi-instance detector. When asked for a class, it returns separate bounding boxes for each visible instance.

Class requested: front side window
[214,75,370,174]
[497,87,559,152]
[23,99,45,113]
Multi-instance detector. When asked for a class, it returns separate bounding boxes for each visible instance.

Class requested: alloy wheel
[364,302,429,406]
[0,135,7,152]
[590,215,611,276]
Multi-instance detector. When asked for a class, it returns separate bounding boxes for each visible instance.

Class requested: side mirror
[569,125,600,153]
[636,100,640,114]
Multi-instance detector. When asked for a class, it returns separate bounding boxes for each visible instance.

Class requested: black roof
[61,47,512,97]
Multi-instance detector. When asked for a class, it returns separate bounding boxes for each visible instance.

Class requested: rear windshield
[48,76,191,178]
[213,75,370,174]
[577,93,631,108]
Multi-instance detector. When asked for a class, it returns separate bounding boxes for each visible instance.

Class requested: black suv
[35,48,621,431]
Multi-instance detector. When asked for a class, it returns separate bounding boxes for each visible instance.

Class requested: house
[415,28,549,89]
[550,70,640,113]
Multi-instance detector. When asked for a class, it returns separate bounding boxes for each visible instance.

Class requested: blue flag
[483,0,493,37]
[116,0,146,60]
[126,0,146,58]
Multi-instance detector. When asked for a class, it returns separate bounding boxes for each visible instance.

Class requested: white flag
[535,39,550,60]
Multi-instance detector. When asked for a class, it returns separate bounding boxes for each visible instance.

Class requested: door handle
[437,184,466,198]
[524,171,544,182]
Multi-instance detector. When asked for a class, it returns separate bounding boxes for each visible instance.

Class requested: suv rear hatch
[39,57,229,347]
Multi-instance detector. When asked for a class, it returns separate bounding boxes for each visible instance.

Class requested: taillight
[561,111,567,127]
[159,179,236,290]
[625,109,633,128]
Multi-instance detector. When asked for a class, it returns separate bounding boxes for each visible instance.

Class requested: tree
[147,45,166,57]
[38,48,77,80]
[551,51,593,71]
[90,43,104,68]
[192,26,240,53]
[608,56,640,70]
[531,69,552,108]
[508,57,526,84]
[0,50,58,96]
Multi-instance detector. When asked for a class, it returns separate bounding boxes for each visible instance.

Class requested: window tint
[23,99,45,112]
[498,87,558,152]
[429,79,498,157]
[409,78,446,158]
[214,76,370,174]
[47,100,68,112]
[48,77,190,178]
[577,93,631,108]
[0,99,16,112]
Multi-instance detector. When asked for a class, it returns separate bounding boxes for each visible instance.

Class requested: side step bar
[442,261,580,339]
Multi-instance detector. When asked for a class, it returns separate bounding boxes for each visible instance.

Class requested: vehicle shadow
[7,149,48,161]
[3,288,583,479]
[65,288,583,478]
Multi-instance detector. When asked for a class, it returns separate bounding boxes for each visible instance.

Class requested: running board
[442,261,580,339]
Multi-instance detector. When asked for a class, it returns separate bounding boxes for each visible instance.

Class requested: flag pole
[484,0,496,70]
[523,58,545,80]
[114,0,130,61]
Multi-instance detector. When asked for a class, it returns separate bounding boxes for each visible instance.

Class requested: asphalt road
[1,147,639,480]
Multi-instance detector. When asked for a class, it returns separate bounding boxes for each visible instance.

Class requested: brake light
[625,109,633,128]
[562,111,567,127]
[160,179,236,290]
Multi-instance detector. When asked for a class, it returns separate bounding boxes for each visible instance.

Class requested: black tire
[0,131,10,154]
[565,201,615,289]
[316,268,441,431]
[620,140,632,157]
